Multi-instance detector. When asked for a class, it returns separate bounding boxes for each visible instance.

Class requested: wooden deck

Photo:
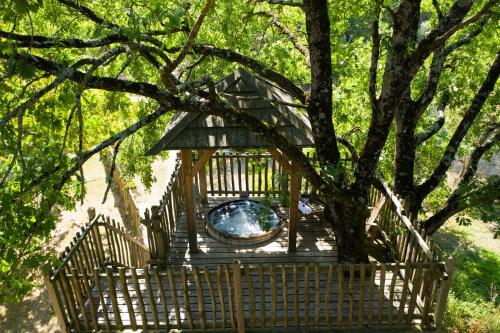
[165,196,338,267]
[75,198,424,329]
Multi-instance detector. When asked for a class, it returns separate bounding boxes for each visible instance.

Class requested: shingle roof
[146,68,314,154]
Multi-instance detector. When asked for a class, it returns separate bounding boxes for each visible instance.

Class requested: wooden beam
[198,164,208,204]
[268,148,291,170]
[366,196,386,228]
[192,149,216,175]
[288,161,300,252]
[181,149,198,253]
[193,149,214,205]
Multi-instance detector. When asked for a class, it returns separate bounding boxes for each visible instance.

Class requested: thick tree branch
[57,0,119,29]
[432,0,444,20]
[255,0,303,8]
[0,47,126,132]
[415,111,445,145]
[189,44,307,103]
[303,0,341,171]
[414,48,446,117]
[1,31,126,48]
[374,0,397,19]
[422,128,500,234]
[415,51,500,200]
[409,0,496,69]
[0,51,179,105]
[353,0,422,195]
[220,93,306,109]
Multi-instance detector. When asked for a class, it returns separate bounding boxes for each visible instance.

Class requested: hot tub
[206,200,284,245]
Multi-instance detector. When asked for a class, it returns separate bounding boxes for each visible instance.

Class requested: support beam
[268,148,291,170]
[288,161,300,252]
[192,149,216,175]
[197,150,209,204]
[181,149,198,253]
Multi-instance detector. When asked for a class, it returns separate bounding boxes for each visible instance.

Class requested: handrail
[51,214,148,279]
[96,221,147,248]
[51,215,101,279]
[374,177,434,261]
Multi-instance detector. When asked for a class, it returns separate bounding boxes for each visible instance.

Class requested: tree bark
[326,196,370,263]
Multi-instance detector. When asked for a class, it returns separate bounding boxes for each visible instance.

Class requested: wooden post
[434,257,455,328]
[198,151,208,204]
[233,260,246,333]
[181,149,198,253]
[142,206,167,261]
[288,161,300,252]
[42,265,69,333]
[87,207,96,221]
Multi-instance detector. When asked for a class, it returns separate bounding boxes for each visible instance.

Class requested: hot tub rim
[205,199,285,244]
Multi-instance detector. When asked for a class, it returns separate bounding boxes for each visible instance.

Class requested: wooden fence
[44,215,149,332]
[100,149,142,238]
[202,151,322,197]
[141,157,184,264]
[45,258,453,332]
[369,178,435,263]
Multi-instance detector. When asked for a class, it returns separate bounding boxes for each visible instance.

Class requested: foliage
[434,226,500,333]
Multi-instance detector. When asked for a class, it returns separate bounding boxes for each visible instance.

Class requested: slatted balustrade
[142,158,184,264]
[46,260,453,332]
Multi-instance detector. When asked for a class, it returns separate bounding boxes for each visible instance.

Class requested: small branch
[59,105,77,158]
[443,17,489,56]
[269,10,310,65]
[57,0,119,29]
[76,92,84,205]
[374,0,397,19]
[0,150,18,188]
[415,111,445,145]
[102,141,122,204]
[410,0,496,68]
[166,0,215,73]
[23,104,176,194]
[432,0,443,20]
[336,137,359,163]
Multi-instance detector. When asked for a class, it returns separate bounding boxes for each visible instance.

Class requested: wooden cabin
[44,69,454,332]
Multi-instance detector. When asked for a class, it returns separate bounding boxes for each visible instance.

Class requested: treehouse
[44,68,455,332]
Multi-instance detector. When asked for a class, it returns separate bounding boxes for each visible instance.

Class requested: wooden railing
[369,178,434,263]
[45,259,453,332]
[100,149,142,237]
[203,152,287,196]
[141,158,184,264]
[44,215,149,332]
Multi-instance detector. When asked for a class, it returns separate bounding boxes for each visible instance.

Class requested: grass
[433,224,500,333]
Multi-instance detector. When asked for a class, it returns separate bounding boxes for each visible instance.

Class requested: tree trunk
[325,196,370,263]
